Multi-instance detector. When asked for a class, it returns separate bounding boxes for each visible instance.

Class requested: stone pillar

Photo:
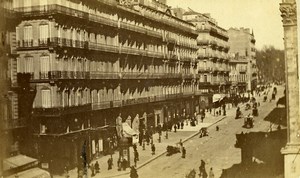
[279,1,300,178]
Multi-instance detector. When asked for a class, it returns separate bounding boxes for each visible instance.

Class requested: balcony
[146,29,162,39]
[89,42,119,53]
[211,81,220,85]
[3,119,26,130]
[210,40,217,48]
[183,91,194,97]
[198,53,211,59]
[92,101,112,110]
[14,5,118,28]
[120,46,145,56]
[44,71,91,80]
[198,67,212,73]
[197,39,209,46]
[166,93,179,100]
[33,104,92,116]
[120,21,146,34]
[182,73,194,79]
[147,51,164,59]
[90,72,120,79]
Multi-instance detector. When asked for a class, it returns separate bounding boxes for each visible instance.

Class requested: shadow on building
[220,129,286,178]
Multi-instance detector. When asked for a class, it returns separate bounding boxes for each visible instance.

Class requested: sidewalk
[54,112,229,178]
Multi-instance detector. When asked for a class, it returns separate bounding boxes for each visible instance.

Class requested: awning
[122,122,139,137]
[3,155,37,171]
[212,94,226,103]
[7,167,51,178]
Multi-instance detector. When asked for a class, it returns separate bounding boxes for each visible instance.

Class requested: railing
[3,119,26,129]
[90,72,120,79]
[92,101,112,110]
[197,39,209,45]
[33,104,92,116]
[182,73,194,79]
[14,5,118,28]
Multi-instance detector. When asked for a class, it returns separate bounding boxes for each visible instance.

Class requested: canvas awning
[7,167,50,178]
[122,122,139,137]
[212,94,226,103]
[3,155,37,171]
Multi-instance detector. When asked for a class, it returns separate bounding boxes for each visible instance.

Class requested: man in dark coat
[130,166,138,178]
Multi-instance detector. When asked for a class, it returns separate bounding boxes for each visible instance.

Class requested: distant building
[183,10,231,107]
[228,27,257,91]
[229,58,248,95]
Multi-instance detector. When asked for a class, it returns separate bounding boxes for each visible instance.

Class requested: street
[121,85,286,178]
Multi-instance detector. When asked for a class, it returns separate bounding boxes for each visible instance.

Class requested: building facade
[228,27,257,91]
[279,0,300,177]
[183,11,231,106]
[11,0,204,174]
[229,58,248,95]
[0,0,31,176]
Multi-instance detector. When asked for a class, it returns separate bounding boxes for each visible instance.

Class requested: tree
[256,45,285,83]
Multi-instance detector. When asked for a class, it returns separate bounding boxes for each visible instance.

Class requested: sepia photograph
[0,0,298,177]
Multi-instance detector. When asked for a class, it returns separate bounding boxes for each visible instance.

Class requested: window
[204,75,207,82]
[25,56,33,73]
[24,25,33,46]
[39,24,49,45]
[41,89,51,108]
[40,56,50,79]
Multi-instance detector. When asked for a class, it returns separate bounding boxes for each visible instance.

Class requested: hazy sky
[167,0,284,50]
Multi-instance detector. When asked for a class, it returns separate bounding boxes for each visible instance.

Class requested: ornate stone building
[10,0,202,174]
[182,10,231,107]
[279,0,300,177]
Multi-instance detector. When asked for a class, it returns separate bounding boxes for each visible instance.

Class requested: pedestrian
[107,157,113,170]
[90,163,95,177]
[130,166,139,178]
[182,147,186,158]
[174,124,177,133]
[134,156,138,167]
[151,144,156,155]
[179,139,183,151]
[95,161,100,173]
[133,144,137,151]
[209,167,214,178]
[181,121,184,129]
[117,158,122,171]
[134,150,139,161]
[122,158,127,171]
[199,160,206,176]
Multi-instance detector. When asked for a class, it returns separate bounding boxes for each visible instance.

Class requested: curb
[103,116,227,178]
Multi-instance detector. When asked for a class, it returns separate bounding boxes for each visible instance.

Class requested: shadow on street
[220,127,286,178]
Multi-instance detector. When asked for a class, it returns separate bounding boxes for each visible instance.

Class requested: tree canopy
[256,45,285,83]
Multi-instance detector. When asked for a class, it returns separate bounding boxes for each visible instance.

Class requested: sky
[167,0,284,50]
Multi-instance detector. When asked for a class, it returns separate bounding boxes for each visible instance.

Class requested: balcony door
[41,89,51,108]
[40,55,50,79]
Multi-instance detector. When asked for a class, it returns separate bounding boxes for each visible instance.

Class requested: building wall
[12,0,203,174]
[228,28,257,91]
[184,12,231,94]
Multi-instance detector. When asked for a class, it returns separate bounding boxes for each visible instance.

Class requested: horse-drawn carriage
[244,115,254,128]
